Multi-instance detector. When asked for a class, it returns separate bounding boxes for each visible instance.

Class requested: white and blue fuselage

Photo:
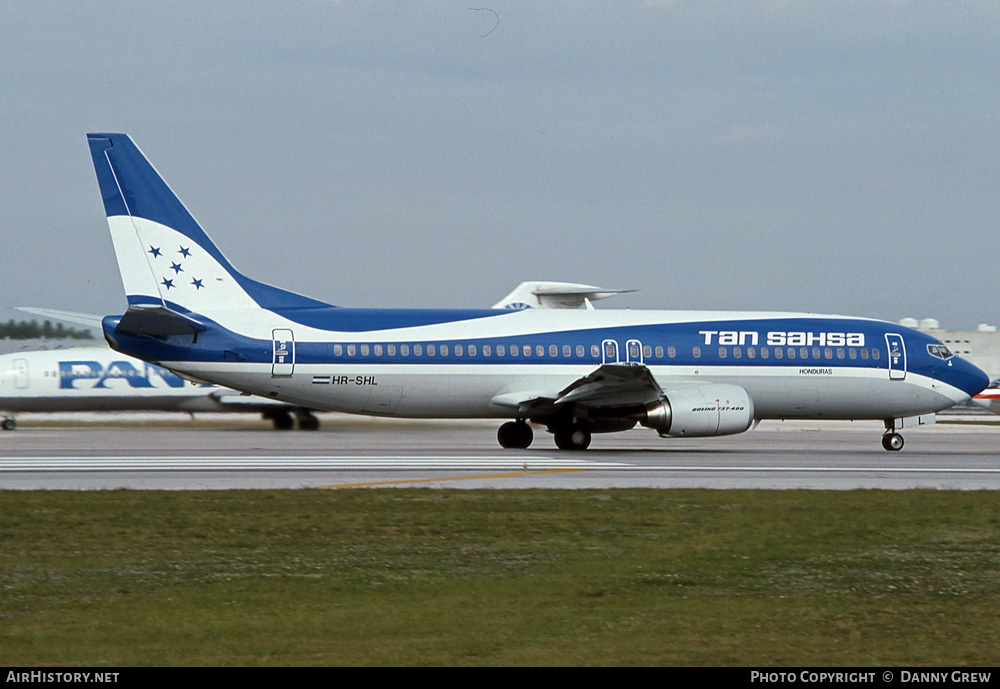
[87,133,988,451]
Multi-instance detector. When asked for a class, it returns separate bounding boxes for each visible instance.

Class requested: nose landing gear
[882,420,904,451]
[881,432,904,451]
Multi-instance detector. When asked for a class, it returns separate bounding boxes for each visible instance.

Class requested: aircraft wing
[555,363,664,408]
[490,363,665,417]
[210,390,307,409]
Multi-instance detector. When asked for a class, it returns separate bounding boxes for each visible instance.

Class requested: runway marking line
[318,467,591,489]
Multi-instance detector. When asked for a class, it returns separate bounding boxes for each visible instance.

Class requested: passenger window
[550,345,558,357]
[361,344,370,356]
[455,344,463,356]
[849,348,857,360]
[427,344,435,356]
[718,347,727,358]
[347,344,356,356]
[414,344,423,356]
[483,345,492,357]
[440,344,448,356]
[576,345,584,357]
[334,344,343,356]
[872,348,880,360]
[761,347,769,359]
[469,344,478,356]
[525,345,533,357]
[860,348,869,360]
[563,345,571,357]
[733,347,742,359]
[401,344,410,356]
[643,345,652,358]
[666,346,675,358]
[747,347,755,359]
[836,348,844,359]
[692,346,701,358]
[496,344,505,356]
[387,344,396,356]
[591,345,600,358]
[510,345,518,357]
[787,348,795,359]
[536,345,545,357]
[374,344,383,356]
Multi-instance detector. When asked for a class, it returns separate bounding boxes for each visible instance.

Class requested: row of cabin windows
[707,346,880,361]
[333,343,601,358]
[329,343,880,362]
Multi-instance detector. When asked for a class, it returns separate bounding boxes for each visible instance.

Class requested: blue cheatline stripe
[106,315,900,370]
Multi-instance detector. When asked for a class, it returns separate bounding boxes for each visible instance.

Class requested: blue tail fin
[87,133,329,314]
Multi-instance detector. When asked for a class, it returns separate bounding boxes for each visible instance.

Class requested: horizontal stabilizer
[114,305,207,337]
[492,281,636,310]
[15,307,103,330]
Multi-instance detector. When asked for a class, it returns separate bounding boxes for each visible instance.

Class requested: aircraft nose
[944,358,990,399]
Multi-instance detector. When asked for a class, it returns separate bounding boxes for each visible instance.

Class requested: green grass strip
[1,489,998,666]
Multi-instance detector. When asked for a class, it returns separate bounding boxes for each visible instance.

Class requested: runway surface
[1,415,998,490]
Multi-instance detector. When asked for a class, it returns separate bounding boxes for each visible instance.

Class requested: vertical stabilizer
[87,133,329,314]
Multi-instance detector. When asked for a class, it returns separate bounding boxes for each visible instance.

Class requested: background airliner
[85,133,989,451]
[0,347,320,430]
[972,379,1000,415]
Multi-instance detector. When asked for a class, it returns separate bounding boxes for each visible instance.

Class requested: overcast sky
[2,1,998,330]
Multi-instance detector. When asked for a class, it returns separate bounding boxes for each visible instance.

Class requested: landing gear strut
[497,420,533,449]
[882,420,904,452]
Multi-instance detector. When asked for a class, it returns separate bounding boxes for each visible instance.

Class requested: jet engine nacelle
[640,384,754,437]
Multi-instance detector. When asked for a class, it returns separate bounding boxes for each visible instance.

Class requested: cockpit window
[988,379,1000,390]
[927,343,954,360]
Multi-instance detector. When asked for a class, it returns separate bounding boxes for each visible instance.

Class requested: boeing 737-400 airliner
[84,133,989,451]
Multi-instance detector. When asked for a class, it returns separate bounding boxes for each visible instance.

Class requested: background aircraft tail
[87,133,328,315]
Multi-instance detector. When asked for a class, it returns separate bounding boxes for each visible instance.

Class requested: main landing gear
[553,422,592,451]
[1,417,15,431]
[881,420,904,452]
[497,420,533,449]
[264,410,320,431]
[496,419,593,451]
